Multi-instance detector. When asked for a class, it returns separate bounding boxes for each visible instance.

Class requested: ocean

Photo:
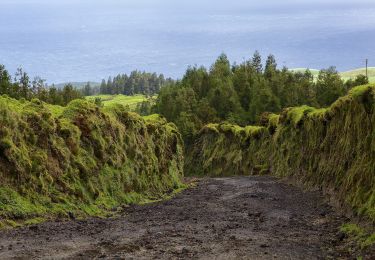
[0,0,374,84]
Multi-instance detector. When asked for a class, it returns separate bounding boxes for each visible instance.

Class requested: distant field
[85,94,151,110]
[290,67,375,83]
[340,67,375,82]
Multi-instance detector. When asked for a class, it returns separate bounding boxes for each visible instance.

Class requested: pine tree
[264,54,277,79]
[251,51,263,74]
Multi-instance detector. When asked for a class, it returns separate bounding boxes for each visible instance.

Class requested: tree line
[0,65,173,106]
[0,65,82,106]
[82,71,173,96]
[154,52,368,143]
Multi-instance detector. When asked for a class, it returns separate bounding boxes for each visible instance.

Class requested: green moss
[24,217,46,226]
[189,84,375,223]
[0,95,184,224]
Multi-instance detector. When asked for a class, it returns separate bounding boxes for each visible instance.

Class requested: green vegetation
[54,81,101,90]
[0,96,184,227]
[0,65,169,108]
[290,68,320,77]
[97,70,173,96]
[155,53,368,144]
[0,65,83,106]
[86,94,150,109]
[341,223,375,249]
[291,67,375,83]
[187,84,375,227]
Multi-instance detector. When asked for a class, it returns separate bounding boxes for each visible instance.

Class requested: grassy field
[290,67,375,83]
[340,67,375,82]
[85,94,152,110]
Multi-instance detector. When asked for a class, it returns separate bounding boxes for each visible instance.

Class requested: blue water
[0,0,374,84]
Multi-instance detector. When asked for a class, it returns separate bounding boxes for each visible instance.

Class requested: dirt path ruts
[0,176,362,259]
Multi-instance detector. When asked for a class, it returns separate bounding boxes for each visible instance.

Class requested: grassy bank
[0,96,184,227]
[187,84,375,223]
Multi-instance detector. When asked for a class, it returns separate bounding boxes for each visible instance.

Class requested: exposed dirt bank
[0,176,373,259]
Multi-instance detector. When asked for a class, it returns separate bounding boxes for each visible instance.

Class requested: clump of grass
[341,223,375,249]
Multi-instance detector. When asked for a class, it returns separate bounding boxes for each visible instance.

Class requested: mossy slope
[0,96,183,223]
[188,84,375,221]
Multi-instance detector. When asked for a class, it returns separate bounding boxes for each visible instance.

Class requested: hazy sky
[0,0,374,83]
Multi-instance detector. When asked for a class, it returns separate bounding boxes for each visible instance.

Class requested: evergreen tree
[83,82,92,96]
[0,65,12,96]
[316,67,345,106]
[15,67,30,99]
[251,50,263,73]
[264,54,277,79]
[100,79,107,94]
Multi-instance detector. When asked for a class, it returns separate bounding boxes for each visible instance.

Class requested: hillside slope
[0,96,184,226]
[187,84,375,222]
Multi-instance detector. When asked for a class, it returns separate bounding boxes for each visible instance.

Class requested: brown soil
[0,176,372,259]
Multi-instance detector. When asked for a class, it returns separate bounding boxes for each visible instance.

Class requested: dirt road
[0,176,367,259]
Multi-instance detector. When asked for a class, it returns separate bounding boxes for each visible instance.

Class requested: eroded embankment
[0,97,184,227]
[187,84,375,223]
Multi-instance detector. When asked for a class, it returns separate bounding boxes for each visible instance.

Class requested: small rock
[68,212,76,220]
[29,225,38,231]
[260,244,269,248]
[336,231,347,241]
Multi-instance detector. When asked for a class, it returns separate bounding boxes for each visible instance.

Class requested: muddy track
[0,176,369,259]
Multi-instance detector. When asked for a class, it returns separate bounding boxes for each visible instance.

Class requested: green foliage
[316,66,346,106]
[155,53,363,143]
[99,71,173,96]
[188,84,375,223]
[0,65,83,105]
[0,96,184,225]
